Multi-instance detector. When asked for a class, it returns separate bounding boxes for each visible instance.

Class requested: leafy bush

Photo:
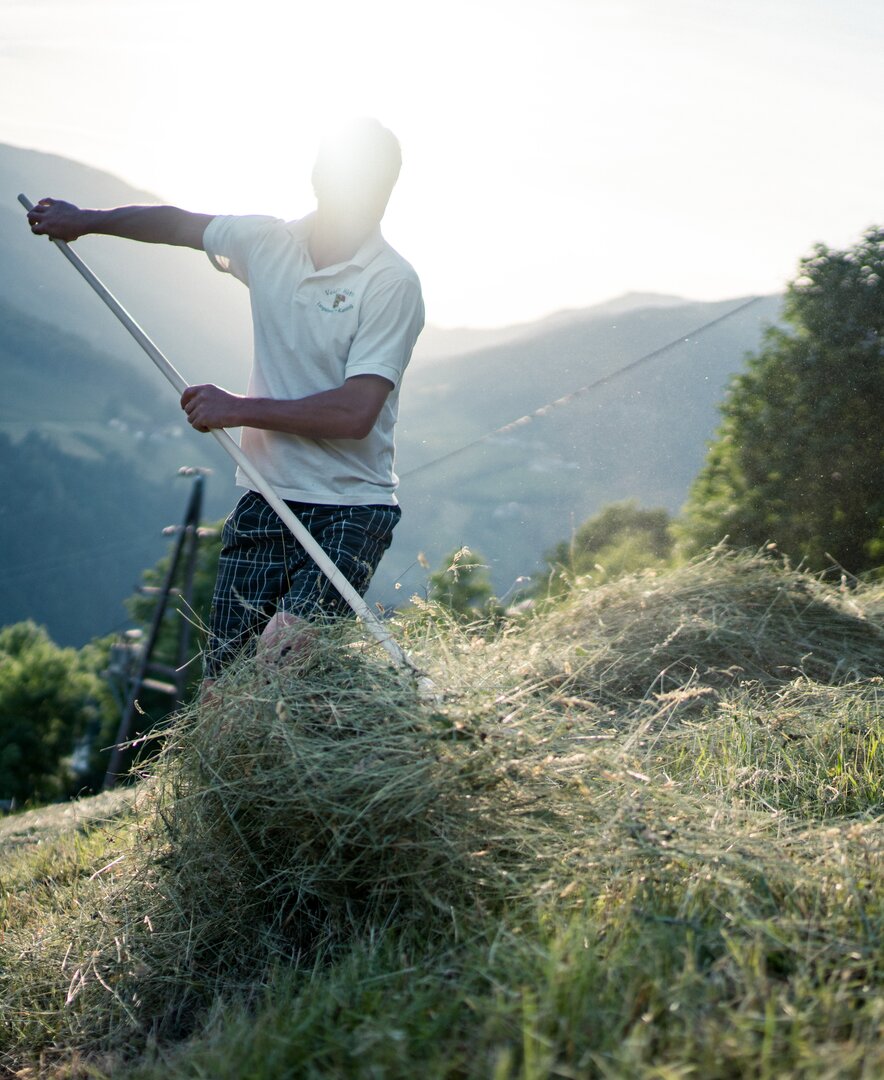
[0,622,111,804]
[541,501,673,593]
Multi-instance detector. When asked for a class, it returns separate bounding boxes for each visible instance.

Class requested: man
[28,118,424,682]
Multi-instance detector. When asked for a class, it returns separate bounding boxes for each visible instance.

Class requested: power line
[400,295,766,481]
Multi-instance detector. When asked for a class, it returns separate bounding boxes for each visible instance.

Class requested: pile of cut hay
[520,550,884,704]
[4,633,569,1049]
[137,640,551,959]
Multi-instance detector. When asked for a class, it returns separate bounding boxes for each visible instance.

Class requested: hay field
[1,551,882,1078]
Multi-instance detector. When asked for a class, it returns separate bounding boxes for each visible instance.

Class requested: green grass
[1,553,882,1078]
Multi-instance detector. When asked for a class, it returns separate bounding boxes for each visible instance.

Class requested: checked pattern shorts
[205,490,401,677]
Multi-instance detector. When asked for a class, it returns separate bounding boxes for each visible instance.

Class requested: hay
[0,787,135,853]
[141,641,544,954]
[864,580,884,629]
[523,549,884,703]
[9,633,565,1048]
[3,551,881,1061]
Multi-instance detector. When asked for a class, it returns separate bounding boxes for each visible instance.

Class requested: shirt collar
[350,225,385,268]
[288,213,384,273]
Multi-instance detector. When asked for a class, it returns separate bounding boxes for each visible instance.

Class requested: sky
[2,0,883,328]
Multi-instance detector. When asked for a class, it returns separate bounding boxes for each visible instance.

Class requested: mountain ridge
[411,291,693,364]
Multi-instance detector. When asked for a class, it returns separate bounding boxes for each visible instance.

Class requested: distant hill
[1,294,167,430]
[0,426,185,646]
[0,143,253,392]
[0,296,238,644]
[410,292,690,365]
[0,291,235,480]
[383,293,783,601]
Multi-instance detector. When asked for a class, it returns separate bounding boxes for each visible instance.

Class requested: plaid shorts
[205,490,401,677]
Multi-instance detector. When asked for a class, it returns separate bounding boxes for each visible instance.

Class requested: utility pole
[103,469,212,790]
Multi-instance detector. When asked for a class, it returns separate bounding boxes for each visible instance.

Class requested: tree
[0,622,110,804]
[541,502,674,593]
[679,226,884,574]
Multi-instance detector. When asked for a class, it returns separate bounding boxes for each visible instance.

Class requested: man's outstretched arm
[26,198,214,250]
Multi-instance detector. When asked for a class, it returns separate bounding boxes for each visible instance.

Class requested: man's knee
[259,611,314,664]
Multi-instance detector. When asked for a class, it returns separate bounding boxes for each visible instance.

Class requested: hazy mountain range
[0,143,782,644]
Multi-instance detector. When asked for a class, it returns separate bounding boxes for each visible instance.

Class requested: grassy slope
[1,553,882,1079]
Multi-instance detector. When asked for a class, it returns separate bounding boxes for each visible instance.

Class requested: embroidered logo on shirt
[318,288,355,313]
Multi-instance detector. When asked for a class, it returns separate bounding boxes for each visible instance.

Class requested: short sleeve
[203,214,280,285]
[345,276,425,388]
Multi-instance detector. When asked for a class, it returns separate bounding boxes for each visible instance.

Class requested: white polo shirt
[203,213,424,505]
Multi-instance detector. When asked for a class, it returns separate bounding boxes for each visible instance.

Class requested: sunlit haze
[2,0,882,326]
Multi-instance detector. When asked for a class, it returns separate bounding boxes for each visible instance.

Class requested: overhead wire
[400,294,766,481]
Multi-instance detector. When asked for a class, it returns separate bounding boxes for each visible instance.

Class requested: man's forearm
[180,376,393,440]
[237,393,374,440]
[78,205,214,248]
